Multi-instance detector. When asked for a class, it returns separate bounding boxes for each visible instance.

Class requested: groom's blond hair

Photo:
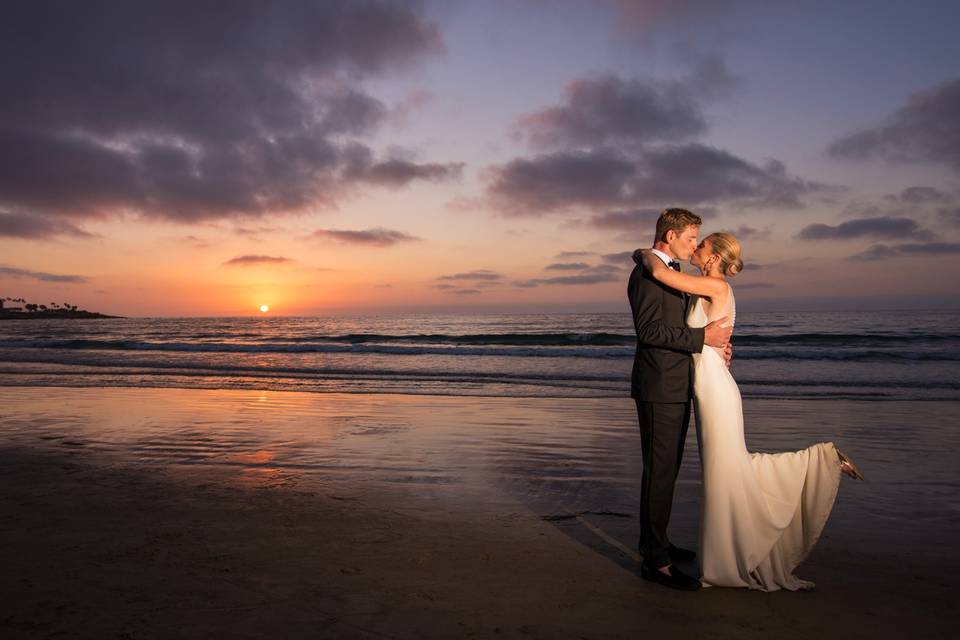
[655,208,702,243]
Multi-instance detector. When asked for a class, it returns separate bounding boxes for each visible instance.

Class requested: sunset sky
[1,0,959,316]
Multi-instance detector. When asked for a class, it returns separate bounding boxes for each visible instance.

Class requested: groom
[628,208,731,591]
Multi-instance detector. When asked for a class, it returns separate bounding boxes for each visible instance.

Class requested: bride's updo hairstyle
[708,232,744,276]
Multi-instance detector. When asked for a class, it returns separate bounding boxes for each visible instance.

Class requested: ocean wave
[732,333,959,346]
[0,361,626,383]
[3,330,956,348]
[258,332,638,346]
[0,339,633,358]
[732,350,960,362]
[1,371,957,401]
[0,335,959,361]
[1,360,958,391]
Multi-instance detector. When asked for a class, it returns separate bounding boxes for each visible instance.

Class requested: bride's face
[690,237,715,270]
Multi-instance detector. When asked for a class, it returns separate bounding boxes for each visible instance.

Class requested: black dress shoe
[668,544,696,563]
[640,563,702,591]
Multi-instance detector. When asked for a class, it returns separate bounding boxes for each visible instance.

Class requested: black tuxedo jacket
[627,262,705,402]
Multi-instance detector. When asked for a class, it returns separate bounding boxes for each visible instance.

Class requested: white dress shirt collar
[650,248,675,267]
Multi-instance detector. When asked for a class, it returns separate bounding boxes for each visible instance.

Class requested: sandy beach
[1,387,957,639]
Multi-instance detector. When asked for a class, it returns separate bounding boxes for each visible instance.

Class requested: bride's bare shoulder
[709,280,732,301]
[705,281,734,321]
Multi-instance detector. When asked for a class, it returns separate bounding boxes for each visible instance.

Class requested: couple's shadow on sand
[528,485,703,578]
[545,513,700,576]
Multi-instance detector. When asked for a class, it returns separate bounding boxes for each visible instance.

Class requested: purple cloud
[436,270,504,281]
[884,186,951,205]
[797,217,934,241]
[514,75,707,148]
[433,283,482,295]
[0,211,95,239]
[488,145,826,214]
[545,262,591,271]
[222,255,293,267]
[345,156,464,187]
[601,251,634,263]
[310,227,421,247]
[722,225,769,240]
[0,1,452,225]
[0,264,88,283]
[938,207,960,226]
[512,272,620,288]
[828,77,960,170]
[850,241,960,261]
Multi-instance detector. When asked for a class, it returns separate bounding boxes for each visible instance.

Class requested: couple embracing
[628,208,863,592]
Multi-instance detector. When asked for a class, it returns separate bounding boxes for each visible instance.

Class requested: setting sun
[259,305,269,313]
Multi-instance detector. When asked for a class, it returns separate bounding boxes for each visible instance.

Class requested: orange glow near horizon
[2,187,956,316]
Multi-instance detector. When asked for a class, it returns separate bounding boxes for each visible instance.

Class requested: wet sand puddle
[2,386,957,558]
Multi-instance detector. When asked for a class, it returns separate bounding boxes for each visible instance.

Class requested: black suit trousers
[634,399,691,569]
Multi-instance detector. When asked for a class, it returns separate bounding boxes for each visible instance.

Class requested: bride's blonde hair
[707,232,744,276]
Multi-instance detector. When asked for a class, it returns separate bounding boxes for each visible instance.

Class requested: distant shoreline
[0,310,121,320]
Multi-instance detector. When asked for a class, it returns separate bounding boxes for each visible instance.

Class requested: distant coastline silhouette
[0,296,119,319]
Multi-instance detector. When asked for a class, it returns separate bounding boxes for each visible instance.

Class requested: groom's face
[669,225,700,261]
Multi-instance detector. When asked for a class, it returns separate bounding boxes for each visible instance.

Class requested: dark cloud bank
[488,62,829,216]
[829,78,960,171]
[825,76,959,260]
[513,75,707,149]
[0,1,459,236]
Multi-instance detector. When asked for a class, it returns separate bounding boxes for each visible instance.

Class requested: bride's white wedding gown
[689,287,842,591]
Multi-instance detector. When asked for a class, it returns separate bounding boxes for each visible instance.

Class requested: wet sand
[0,387,957,639]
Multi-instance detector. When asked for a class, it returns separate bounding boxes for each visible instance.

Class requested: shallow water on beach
[1,310,958,401]
[2,387,957,551]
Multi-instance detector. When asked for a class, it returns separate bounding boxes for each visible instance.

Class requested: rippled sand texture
[0,387,957,639]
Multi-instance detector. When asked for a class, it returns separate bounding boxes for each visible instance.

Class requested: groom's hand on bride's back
[704,318,732,349]
[723,343,733,368]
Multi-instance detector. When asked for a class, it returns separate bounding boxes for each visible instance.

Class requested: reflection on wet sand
[2,386,958,536]
[1,387,957,638]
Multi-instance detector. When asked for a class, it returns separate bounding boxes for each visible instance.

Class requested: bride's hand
[632,248,661,272]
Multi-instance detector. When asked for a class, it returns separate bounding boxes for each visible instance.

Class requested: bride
[638,232,864,591]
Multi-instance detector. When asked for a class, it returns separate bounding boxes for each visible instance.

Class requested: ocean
[0,310,957,401]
